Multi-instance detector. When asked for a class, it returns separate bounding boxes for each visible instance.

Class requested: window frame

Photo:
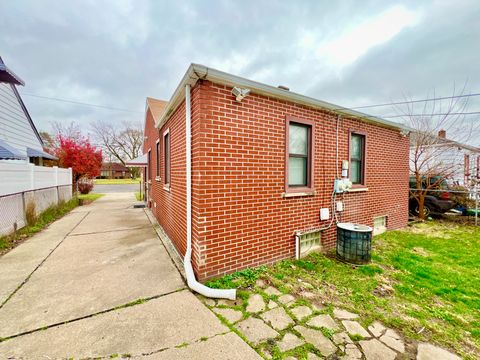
[163,128,170,189]
[147,148,152,183]
[285,115,315,193]
[155,138,160,180]
[349,130,367,186]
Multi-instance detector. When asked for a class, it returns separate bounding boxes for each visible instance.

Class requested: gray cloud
[0,0,479,144]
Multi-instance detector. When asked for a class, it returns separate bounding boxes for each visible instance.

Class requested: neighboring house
[410,129,480,187]
[99,162,131,179]
[143,64,410,280]
[436,130,480,186]
[142,97,168,202]
[0,56,57,165]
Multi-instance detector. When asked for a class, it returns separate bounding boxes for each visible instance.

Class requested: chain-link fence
[0,185,72,236]
[409,187,479,226]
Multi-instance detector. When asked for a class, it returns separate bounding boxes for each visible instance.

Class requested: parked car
[409,176,456,217]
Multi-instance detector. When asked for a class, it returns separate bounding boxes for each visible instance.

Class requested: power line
[19,92,143,114]
[19,89,480,118]
[340,92,480,111]
[383,111,480,118]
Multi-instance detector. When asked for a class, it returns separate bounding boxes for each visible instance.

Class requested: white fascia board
[155,63,411,133]
[155,64,199,129]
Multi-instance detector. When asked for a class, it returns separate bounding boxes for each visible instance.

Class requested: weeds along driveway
[0,193,260,359]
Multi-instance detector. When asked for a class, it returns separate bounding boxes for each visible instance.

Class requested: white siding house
[0,56,56,164]
[0,56,72,236]
[410,130,480,187]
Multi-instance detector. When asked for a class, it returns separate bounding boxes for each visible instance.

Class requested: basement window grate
[298,231,322,258]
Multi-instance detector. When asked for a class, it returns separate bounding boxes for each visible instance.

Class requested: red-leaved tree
[55,135,103,186]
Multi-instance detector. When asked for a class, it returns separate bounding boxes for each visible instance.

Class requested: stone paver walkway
[200,282,462,360]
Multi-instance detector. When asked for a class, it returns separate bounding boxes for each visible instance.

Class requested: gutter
[183,84,236,300]
[155,63,412,133]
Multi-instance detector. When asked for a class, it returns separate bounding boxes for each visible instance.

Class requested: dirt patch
[407,226,452,239]
[373,275,396,297]
[412,247,430,257]
[373,283,395,297]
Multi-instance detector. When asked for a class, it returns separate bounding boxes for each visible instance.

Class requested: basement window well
[296,230,322,259]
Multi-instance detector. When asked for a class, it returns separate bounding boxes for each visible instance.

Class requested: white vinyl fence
[0,162,73,236]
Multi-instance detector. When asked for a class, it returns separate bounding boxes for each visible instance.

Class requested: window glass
[289,124,308,155]
[156,142,160,177]
[147,150,151,180]
[351,135,362,159]
[350,133,365,184]
[289,157,307,185]
[164,132,170,185]
[351,160,360,184]
[288,122,310,187]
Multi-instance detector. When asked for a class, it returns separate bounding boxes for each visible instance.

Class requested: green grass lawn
[206,222,480,359]
[94,178,140,185]
[78,193,104,201]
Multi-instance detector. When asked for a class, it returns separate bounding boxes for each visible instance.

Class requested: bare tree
[52,121,82,141]
[40,121,82,153]
[90,120,143,177]
[397,84,480,219]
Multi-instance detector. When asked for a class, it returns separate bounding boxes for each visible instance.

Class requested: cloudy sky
[1,0,479,143]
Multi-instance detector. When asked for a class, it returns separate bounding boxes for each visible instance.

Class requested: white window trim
[155,139,161,181]
[147,147,152,184]
[163,128,170,190]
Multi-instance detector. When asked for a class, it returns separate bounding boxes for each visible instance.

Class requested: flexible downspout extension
[184,84,236,300]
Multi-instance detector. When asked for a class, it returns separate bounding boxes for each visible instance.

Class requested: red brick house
[143,64,409,283]
[99,162,130,179]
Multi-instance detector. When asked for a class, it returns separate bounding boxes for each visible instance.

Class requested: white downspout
[184,84,236,300]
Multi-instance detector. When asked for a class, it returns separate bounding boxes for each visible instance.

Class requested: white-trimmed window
[163,129,170,188]
[147,149,152,182]
[156,139,160,180]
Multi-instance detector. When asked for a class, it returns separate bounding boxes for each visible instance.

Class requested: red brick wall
[144,104,188,258]
[146,80,409,281]
[192,81,409,280]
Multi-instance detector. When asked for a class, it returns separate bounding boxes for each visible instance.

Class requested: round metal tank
[336,222,373,265]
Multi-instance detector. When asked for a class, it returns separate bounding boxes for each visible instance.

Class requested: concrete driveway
[0,193,259,359]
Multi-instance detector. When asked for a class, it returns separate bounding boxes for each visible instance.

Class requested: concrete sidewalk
[0,193,259,359]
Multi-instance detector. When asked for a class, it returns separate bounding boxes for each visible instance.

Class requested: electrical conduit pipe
[184,84,236,300]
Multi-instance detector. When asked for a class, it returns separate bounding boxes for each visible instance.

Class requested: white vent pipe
[184,84,236,300]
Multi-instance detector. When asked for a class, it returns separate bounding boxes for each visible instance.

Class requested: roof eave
[155,63,410,132]
[0,65,25,86]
